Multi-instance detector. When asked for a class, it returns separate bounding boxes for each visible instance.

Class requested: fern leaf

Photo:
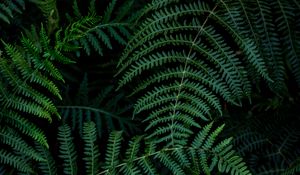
[107,26,127,46]
[116,0,272,146]
[63,0,133,56]
[58,124,78,175]
[103,131,123,171]
[83,122,100,175]
[273,0,300,87]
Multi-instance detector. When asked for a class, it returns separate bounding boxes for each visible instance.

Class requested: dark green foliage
[82,122,100,175]
[57,124,78,175]
[0,25,73,171]
[65,0,136,56]
[33,122,249,175]
[0,0,299,174]
[117,0,271,146]
[100,122,250,175]
[223,0,300,94]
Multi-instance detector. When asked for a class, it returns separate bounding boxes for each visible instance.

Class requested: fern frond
[0,38,61,121]
[116,0,272,146]
[57,124,78,175]
[62,0,134,56]
[83,122,100,175]
[115,0,135,22]
[132,0,180,25]
[249,0,286,92]
[103,131,123,171]
[272,0,300,87]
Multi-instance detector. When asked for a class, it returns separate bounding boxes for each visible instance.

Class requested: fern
[34,122,250,175]
[0,28,64,120]
[0,0,299,174]
[117,0,271,146]
[221,0,300,93]
[65,0,135,56]
[102,130,123,173]
[99,122,250,175]
[272,0,300,87]
[0,25,74,171]
[83,122,100,175]
[0,0,25,23]
[57,124,78,175]
[233,128,268,156]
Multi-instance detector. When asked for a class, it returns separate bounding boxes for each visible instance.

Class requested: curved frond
[117,0,270,146]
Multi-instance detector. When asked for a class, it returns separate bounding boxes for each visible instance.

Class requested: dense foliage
[0,0,299,174]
